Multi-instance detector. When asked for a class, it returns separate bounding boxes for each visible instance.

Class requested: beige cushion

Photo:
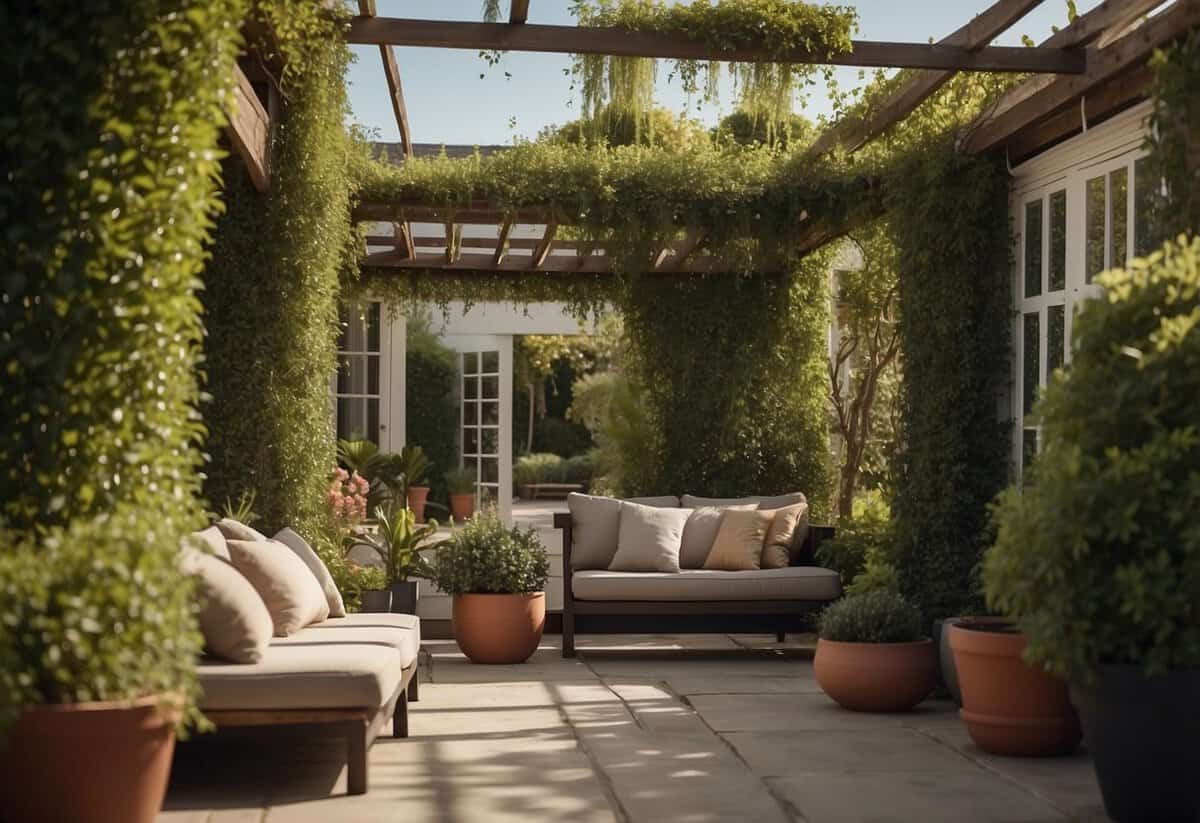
[274,613,421,668]
[180,550,273,664]
[226,539,330,636]
[703,509,775,571]
[608,502,693,573]
[572,567,842,602]
[186,525,231,562]
[273,527,346,618]
[678,504,757,569]
[216,518,268,543]
[197,643,406,711]
[681,492,807,511]
[761,502,811,569]
[567,493,682,570]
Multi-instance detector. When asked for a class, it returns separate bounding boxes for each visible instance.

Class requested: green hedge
[405,319,458,503]
[0,0,245,727]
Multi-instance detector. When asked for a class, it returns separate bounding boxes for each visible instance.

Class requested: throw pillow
[681,492,807,511]
[567,493,623,570]
[608,501,693,573]
[760,501,811,569]
[678,504,757,569]
[180,550,273,663]
[703,509,776,571]
[185,525,231,562]
[226,539,330,636]
[274,527,346,617]
[216,517,268,543]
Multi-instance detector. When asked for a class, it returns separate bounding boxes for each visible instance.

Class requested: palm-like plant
[337,438,397,516]
[355,506,444,585]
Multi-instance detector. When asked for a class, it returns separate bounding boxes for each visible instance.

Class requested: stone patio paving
[161,634,1110,822]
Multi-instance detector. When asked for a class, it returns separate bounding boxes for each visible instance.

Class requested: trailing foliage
[431,513,550,595]
[0,0,249,731]
[1144,29,1200,240]
[887,139,1012,624]
[985,238,1200,678]
[569,0,856,142]
[817,590,923,643]
[202,8,356,551]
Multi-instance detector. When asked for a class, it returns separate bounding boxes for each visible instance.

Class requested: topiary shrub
[431,513,550,595]
[514,452,567,487]
[817,590,924,644]
[984,238,1200,678]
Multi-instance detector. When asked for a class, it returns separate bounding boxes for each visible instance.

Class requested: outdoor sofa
[555,493,840,657]
[184,522,420,795]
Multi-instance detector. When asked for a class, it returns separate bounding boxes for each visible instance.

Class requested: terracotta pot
[449,493,475,523]
[949,621,1081,756]
[937,616,1011,705]
[406,486,430,523]
[0,695,178,823]
[814,638,937,712]
[452,592,546,664]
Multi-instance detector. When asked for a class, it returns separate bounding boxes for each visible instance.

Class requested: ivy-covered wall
[202,23,356,542]
[887,144,1012,622]
[1145,28,1200,239]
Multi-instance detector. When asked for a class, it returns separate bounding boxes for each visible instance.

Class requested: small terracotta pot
[949,621,1081,756]
[449,493,475,523]
[406,486,430,523]
[452,592,546,664]
[814,638,937,712]
[0,695,179,823]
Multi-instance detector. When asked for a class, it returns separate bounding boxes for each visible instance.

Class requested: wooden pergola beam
[510,0,530,25]
[394,222,415,259]
[806,0,1047,158]
[361,249,728,275]
[225,63,270,191]
[655,229,707,272]
[531,222,558,269]
[354,202,552,224]
[346,17,1087,74]
[965,1,1200,154]
[367,233,607,252]
[493,220,513,266]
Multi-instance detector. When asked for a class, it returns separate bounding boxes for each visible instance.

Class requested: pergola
[225,0,1196,276]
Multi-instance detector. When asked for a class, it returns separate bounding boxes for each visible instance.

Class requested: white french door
[447,335,513,523]
[332,299,403,452]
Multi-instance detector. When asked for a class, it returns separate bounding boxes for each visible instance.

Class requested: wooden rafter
[493,220,514,266]
[656,229,707,272]
[225,63,270,191]
[394,222,415,259]
[532,222,558,269]
[510,0,530,25]
[355,202,550,224]
[361,249,725,275]
[965,1,1200,155]
[807,0,1047,158]
[368,233,607,252]
[347,17,1087,74]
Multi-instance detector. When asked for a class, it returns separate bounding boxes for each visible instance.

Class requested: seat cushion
[681,493,807,511]
[283,613,421,668]
[198,643,406,711]
[572,566,842,602]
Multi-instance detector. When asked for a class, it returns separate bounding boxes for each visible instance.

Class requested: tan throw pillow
[226,539,330,636]
[608,501,693,573]
[216,517,268,543]
[181,550,273,663]
[183,525,230,562]
[679,504,757,569]
[274,527,346,618]
[760,501,811,569]
[704,509,775,571]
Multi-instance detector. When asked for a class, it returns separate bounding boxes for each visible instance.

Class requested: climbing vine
[1145,28,1200,239]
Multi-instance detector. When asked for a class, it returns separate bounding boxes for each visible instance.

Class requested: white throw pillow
[680,492,807,511]
[608,501,693,573]
[226,539,330,636]
[274,527,346,617]
[180,550,273,663]
[216,517,269,543]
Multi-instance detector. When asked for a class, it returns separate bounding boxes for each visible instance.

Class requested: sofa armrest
[553,511,573,583]
[795,524,836,566]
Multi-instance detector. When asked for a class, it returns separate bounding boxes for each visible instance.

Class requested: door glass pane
[337,397,377,443]
[1023,312,1040,416]
[482,375,499,400]
[1024,200,1043,298]
[1048,190,1066,292]
[1047,305,1065,375]
[463,402,478,426]
[464,429,479,456]
[481,401,499,426]
[366,303,381,352]
[464,376,478,400]
[482,351,499,373]
[1086,175,1105,283]
[482,459,499,484]
[1134,157,1157,257]
[481,428,499,455]
[463,352,478,375]
[367,354,380,395]
[1110,167,1128,271]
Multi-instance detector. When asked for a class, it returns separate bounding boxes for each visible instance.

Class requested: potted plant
[445,466,476,522]
[397,445,432,522]
[814,590,937,712]
[0,520,204,823]
[983,239,1200,818]
[431,512,550,664]
[354,507,443,614]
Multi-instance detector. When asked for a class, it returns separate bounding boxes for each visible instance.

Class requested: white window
[333,300,403,450]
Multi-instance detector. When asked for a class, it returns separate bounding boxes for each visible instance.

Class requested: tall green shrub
[887,145,1012,622]
[405,313,458,503]
[0,0,245,727]
[202,17,355,540]
[1144,29,1200,241]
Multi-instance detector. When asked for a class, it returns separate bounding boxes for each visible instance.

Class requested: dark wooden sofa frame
[203,659,419,795]
[554,512,835,658]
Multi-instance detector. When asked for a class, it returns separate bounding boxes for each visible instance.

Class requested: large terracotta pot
[814,638,937,712]
[449,493,475,523]
[936,616,1011,706]
[0,695,178,823]
[949,621,1081,756]
[406,486,430,523]
[452,592,546,664]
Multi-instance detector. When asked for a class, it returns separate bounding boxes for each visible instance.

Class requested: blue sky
[346,0,1101,146]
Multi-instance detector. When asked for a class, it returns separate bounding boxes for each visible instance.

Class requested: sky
[346,0,1104,147]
